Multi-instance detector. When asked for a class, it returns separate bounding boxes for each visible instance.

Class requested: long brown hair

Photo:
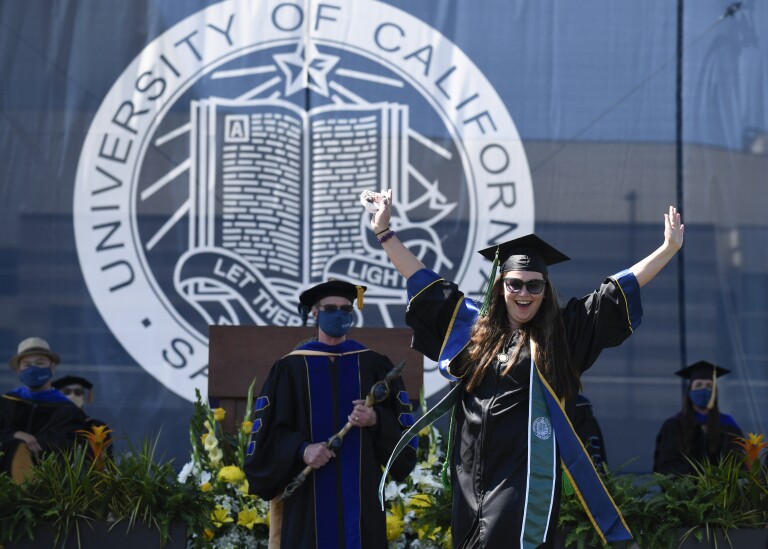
[677,391,722,457]
[462,276,581,399]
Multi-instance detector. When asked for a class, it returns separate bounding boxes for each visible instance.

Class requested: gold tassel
[479,246,500,317]
[356,285,364,310]
[706,367,717,410]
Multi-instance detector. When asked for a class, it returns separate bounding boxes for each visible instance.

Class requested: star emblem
[273,41,340,97]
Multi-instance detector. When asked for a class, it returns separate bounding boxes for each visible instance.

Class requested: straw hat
[8,337,60,370]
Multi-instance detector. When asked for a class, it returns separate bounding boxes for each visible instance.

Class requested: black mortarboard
[297,280,366,326]
[477,234,570,276]
[675,360,730,381]
[476,234,569,316]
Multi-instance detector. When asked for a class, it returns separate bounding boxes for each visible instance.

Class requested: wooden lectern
[208,326,424,435]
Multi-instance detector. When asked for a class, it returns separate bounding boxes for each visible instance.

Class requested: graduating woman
[653,361,744,475]
[361,190,684,549]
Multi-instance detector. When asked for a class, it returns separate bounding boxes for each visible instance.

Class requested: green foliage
[0,431,213,548]
[558,455,768,549]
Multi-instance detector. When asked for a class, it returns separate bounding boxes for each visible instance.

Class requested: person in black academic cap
[1,337,88,480]
[360,189,684,549]
[51,375,113,455]
[652,361,743,475]
[243,279,416,549]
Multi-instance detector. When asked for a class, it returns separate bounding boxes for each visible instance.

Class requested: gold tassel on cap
[356,285,364,310]
[479,246,500,317]
[706,367,717,410]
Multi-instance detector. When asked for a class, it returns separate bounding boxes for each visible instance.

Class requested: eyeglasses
[61,388,85,397]
[503,278,546,295]
[318,304,354,313]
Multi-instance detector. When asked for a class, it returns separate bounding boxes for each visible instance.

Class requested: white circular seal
[73,0,534,402]
[532,416,552,440]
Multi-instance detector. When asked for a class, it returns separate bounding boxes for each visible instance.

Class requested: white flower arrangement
[183,387,270,548]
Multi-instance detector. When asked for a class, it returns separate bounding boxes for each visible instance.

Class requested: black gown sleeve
[405,276,465,361]
[34,404,88,452]
[653,418,687,474]
[244,360,308,500]
[563,276,639,373]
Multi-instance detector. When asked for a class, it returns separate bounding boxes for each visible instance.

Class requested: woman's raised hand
[360,188,392,234]
[664,205,685,252]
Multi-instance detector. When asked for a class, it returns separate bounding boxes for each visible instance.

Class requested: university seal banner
[4,0,765,470]
[73,0,534,401]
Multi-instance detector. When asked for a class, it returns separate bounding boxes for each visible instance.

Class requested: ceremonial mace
[280,360,406,500]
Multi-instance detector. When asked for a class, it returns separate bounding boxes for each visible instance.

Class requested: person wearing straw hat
[244,279,416,549]
[360,189,684,549]
[653,361,743,475]
[1,337,88,479]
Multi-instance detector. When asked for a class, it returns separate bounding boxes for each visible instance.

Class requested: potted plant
[0,425,212,548]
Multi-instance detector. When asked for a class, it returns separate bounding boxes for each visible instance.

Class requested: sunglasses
[61,388,85,397]
[503,278,546,295]
[318,304,354,313]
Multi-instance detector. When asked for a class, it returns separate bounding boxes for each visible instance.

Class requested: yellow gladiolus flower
[208,446,224,466]
[242,421,253,433]
[213,407,226,421]
[201,482,212,492]
[218,465,246,484]
[211,507,234,527]
[201,433,208,444]
[203,528,214,541]
[204,433,219,450]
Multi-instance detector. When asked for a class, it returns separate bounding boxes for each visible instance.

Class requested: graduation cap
[675,360,730,381]
[51,375,94,403]
[675,360,730,410]
[298,280,366,326]
[476,234,569,316]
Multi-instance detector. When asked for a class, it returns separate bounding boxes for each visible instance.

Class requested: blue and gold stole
[381,269,635,546]
[288,340,369,549]
[6,387,74,404]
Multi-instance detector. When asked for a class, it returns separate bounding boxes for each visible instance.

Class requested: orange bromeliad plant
[734,432,768,472]
[77,424,114,470]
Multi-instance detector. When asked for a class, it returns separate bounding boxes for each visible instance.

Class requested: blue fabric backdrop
[0,0,765,472]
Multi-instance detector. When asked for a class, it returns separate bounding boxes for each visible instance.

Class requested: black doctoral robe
[653,410,743,475]
[244,339,417,549]
[405,269,642,549]
[0,388,88,475]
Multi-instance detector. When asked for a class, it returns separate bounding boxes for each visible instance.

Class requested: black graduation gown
[573,394,608,468]
[243,339,417,549]
[0,392,88,475]
[652,412,744,475]
[406,275,639,549]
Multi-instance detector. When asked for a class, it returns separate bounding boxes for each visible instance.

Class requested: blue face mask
[689,387,713,408]
[317,310,354,337]
[19,366,53,389]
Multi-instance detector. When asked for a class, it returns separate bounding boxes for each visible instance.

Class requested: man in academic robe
[0,337,88,480]
[244,280,417,549]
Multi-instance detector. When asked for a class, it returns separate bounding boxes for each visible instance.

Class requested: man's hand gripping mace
[279,360,406,500]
